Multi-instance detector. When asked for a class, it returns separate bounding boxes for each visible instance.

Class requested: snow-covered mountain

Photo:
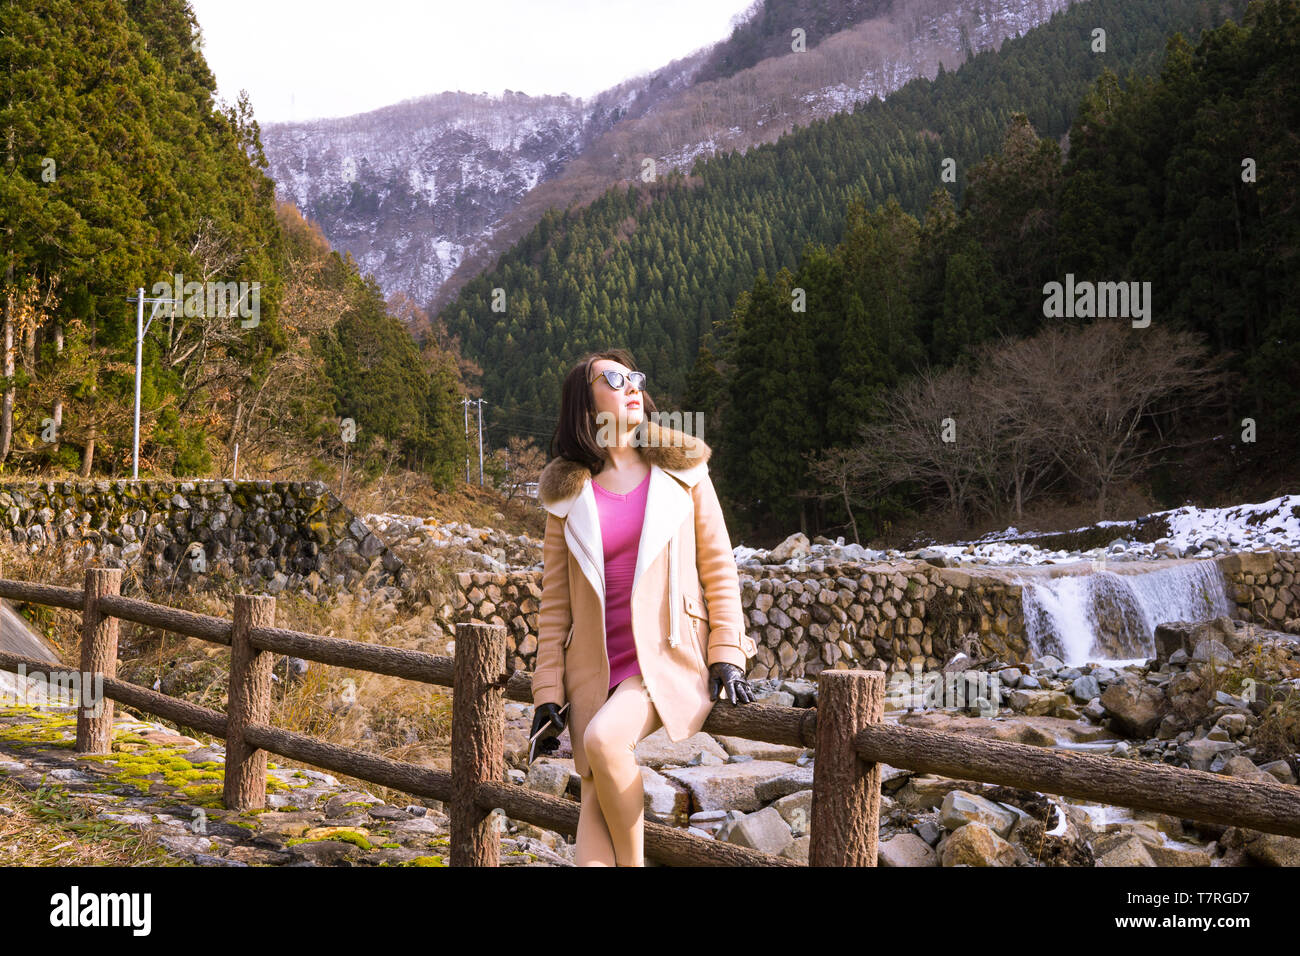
[261,56,706,308]
[260,0,1079,317]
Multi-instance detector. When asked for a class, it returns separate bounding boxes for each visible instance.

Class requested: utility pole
[476,398,486,485]
[125,287,176,480]
[461,397,472,483]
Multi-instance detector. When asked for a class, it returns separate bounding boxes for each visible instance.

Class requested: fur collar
[539,418,710,508]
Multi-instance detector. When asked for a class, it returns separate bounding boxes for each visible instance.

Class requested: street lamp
[124,287,176,480]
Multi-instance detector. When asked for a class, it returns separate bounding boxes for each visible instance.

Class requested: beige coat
[532,419,757,777]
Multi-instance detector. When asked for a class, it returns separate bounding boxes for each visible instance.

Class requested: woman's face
[588,358,644,446]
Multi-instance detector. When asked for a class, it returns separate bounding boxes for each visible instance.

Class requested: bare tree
[855,362,997,525]
[969,330,1072,521]
[488,435,545,503]
[1030,319,1223,520]
[804,445,870,544]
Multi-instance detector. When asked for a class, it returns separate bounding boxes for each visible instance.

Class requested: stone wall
[0,480,406,593]
[1218,550,1300,629]
[454,561,1030,680]
[457,551,1300,681]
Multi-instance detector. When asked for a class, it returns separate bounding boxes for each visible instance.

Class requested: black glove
[529,702,566,756]
[709,662,755,705]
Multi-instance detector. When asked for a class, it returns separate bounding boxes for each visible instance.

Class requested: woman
[529,349,758,867]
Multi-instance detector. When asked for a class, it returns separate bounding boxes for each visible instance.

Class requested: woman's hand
[708,662,755,705]
[529,702,567,755]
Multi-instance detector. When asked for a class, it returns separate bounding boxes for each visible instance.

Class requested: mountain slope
[435,0,1248,431]
[260,0,1079,313]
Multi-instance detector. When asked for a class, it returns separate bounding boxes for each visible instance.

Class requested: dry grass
[339,467,544,540]
[0,774,185,866]
[0,459,550,826]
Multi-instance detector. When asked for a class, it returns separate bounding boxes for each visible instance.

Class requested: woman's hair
[550,349,660,473]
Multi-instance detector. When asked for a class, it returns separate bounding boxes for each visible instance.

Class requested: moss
[378,842,400,849]
[0,710,79,748]
[399,855,445,867]
[285,829,373,850]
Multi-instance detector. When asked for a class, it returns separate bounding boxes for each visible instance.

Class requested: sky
[188,0,760,125]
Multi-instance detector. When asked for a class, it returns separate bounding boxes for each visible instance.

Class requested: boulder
[634,729,728,769]
[879,832,938,867]
[725,806,793,855]
[1100,678,1168,737]
[1095,836,1157,867]
[940,790,1019,839]
[663,760,803,812]
[940,822,1025,866]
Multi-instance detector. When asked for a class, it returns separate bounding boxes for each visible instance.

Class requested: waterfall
[1017,560,1233,664]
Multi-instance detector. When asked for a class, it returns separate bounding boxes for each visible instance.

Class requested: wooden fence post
[76,567,122,754]
[224,594,276,810]
[450,621,507,867]
[810,669,884,866]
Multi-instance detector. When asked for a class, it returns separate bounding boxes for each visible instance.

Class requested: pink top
[592,470,651,690]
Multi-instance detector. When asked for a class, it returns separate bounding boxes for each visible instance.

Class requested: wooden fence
[1,568,1298,866]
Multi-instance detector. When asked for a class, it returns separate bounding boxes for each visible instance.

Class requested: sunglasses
[588,368,646,391]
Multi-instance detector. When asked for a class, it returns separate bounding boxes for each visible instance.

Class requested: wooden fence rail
[0,569,1297,867]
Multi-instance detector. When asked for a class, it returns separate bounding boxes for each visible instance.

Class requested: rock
[754,765,815,802]
[1100,678,1168,737]
[634,729,728,769]
[1260,760,1296,785]
[323,791,383,818]
[1177,737,1239,771]
[913,818,943,845]
[779,835,810,863]
[1221,755,1260,778]
[1070,675,1101,702]
[662,761,804,812]
[771,790,812,836]
[687,750,726,767]
[725,806,793,855]
[1095,836,1157,867]
[895,774,976,810]
[524,759,573,798]
[713,735,805,763]
[1154,621,1197,662]
[879,832,939,867]
[940,790,1019,839]
[778,679,817,706]
[1244,833,1300,867]
[1146,844,1212,866]
[641,766,690,822]
[689,809,729,825]
[1216,713,1248,736]
[768,533,811,563]
[940,822,1025,866]
[1192,638,1235,664]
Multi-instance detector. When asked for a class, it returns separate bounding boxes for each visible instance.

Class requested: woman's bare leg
[582,673,661,866]
[574,770,617,866]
